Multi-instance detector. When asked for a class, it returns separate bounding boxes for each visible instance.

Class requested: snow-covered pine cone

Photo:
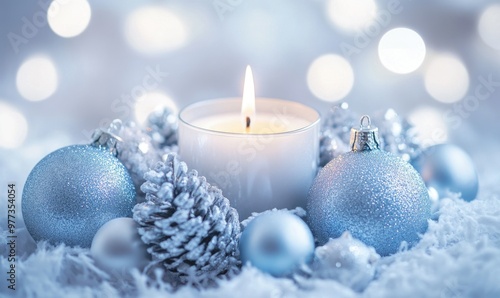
[319,103,358,166]
[319,104,423,166]
[372,109,423,163]
[115,121,163,191]
[145,107,178,148]
[133,154,241,286]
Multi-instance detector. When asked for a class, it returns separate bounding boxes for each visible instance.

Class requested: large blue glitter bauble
[412,144,478,202]
[307,150,431,256]
[239,211,315,277]
[22,145,136,247]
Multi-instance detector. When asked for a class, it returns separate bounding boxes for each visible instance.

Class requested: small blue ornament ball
[91,218,150,271]
[307,116,431,256]
[412,144,478,202]
[22,145,136,247]
[239,211,315,277]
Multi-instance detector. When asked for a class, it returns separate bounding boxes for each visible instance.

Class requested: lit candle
[179,66,320,220]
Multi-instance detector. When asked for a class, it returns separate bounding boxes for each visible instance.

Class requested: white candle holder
[179,98,320,220]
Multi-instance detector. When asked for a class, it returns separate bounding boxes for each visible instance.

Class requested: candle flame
[242,65,255,131]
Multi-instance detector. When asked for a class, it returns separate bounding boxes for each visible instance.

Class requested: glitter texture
[22,145,136,248]
[307,150,431,256]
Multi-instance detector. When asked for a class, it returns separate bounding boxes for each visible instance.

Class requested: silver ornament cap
[90,119,123,156]
[350,115,381,152]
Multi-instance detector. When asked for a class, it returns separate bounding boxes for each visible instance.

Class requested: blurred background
[1,0,500,205]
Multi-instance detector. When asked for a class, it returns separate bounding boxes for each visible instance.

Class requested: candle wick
[246,116,251,129]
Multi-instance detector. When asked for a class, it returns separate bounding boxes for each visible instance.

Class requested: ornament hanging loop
[350,115,381,152]
[360,115,371,128]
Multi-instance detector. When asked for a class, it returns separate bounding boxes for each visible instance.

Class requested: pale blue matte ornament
[22,144,136,248]
[239,211,315,277]
[307,116,431,256]
[91,217,150,271]
[412,144,478,202]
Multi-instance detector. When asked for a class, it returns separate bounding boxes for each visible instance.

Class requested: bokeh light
[326,0,377,31]
[124,6,188,55]
[478,4,500,50]
[47,0,92,38]
[378,28,426,74]
[408,106,448,147]
[16,56,59,102]
[307,54,354,102]
[0,101,29,149]
[134,92,178,125]
[424,54,469,103]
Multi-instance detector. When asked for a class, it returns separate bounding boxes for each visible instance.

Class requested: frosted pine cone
[319,103,357,166]
[133,154,241,286]
[116,121,163,190]
[145,107,178,148]
[319,104,423,165]
[372,109,423,163]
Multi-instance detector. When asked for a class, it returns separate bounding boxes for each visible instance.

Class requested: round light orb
[134,92,177,125]
[408,106,448,147]
[478,4,500,50]
[16,56,58,102]
[47,0,92,38]
[0,102,28,149]
[124,6,188,55]
[378,28,426,74]
[307,54,354,102]
[326,0,377,31]
[424,54,469,103]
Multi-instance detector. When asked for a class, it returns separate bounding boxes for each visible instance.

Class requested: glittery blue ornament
[307,116,431,256]
[412,144,478,202]
[22,144,136,247]
[239,211,315,277]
